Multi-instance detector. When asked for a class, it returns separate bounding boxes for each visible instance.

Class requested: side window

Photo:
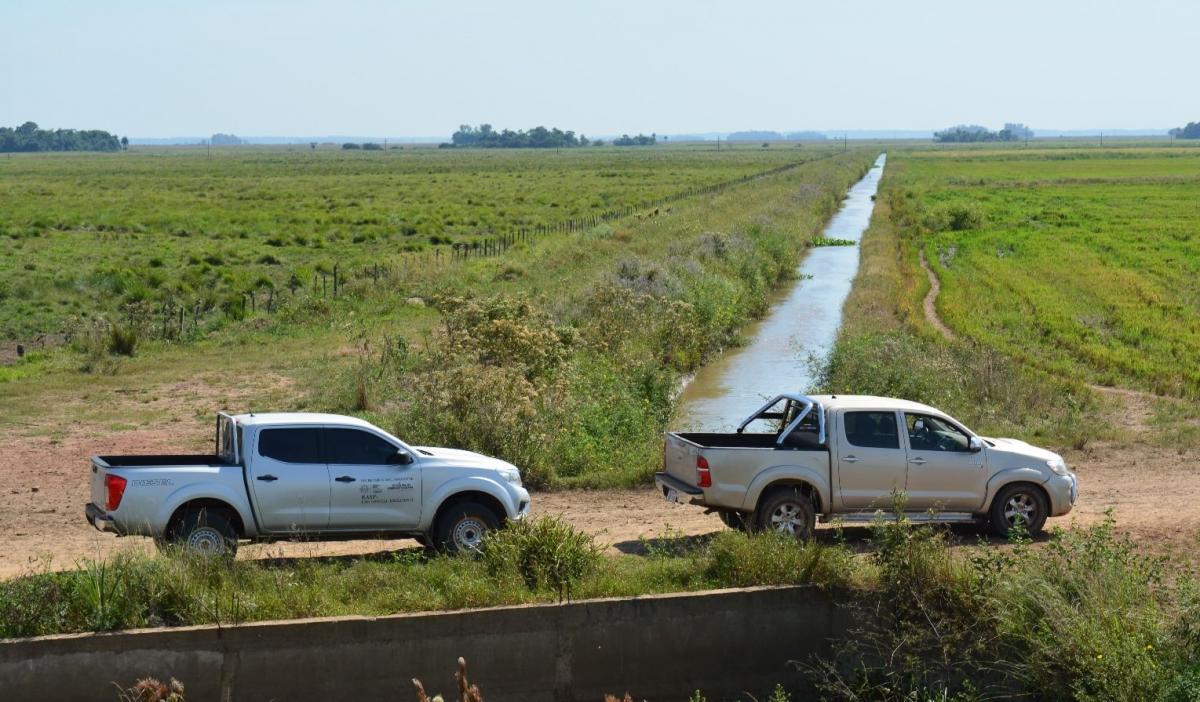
[843,411,900,449]
[258,428,322,464]
[324,428,399,465]
[906,414,970,452]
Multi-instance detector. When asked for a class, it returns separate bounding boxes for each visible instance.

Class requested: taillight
[696,455,712,488]
[105,474,127,511]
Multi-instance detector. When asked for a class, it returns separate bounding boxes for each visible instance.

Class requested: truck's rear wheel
[170,509,239,558]
[989,484,1048,537]
[433,502,500,553]
[757,488,816,541]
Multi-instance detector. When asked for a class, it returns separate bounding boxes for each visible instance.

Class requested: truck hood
[413,446,517,472]
[981,437,1062,464]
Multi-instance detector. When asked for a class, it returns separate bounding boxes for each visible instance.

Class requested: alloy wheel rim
[1004,493,1036,525]
[770,502,806,536]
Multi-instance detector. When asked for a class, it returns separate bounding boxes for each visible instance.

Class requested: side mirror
[968,436,983,453]
[390,449,414,466]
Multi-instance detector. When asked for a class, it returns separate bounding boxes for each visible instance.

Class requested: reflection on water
[676,153,887,431]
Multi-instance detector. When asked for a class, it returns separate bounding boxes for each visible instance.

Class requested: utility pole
[843,134,848,152]
[1100,131,1104,147]
[716,135,720,152]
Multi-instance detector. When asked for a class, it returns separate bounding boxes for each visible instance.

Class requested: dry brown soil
[2,409,1197,579]
[1,284,1196,579]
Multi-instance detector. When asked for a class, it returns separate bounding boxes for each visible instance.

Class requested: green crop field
[0,145,834,340]
[892,147,1200,397]
[0,145,873,488]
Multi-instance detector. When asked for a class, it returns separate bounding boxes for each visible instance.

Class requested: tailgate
[663,433,701,488]
[89,457,111,509]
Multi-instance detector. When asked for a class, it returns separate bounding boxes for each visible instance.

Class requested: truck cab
[657,394,1078,537]
[87,412,531,555]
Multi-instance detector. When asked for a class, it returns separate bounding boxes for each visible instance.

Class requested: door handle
[257,474,279,482]
[909,458,927,465]
[843,456,860,463]
[335,475,356,483]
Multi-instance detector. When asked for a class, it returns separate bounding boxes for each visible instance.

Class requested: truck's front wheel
[757,488,816,541]
[169,509,239,558]
[433,502,500,553]
[989,484,1048,537]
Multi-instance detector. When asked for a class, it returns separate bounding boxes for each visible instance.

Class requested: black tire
[756,488,816,541]
[717,510,752,532]
[989,484,1048,537]
[433,502,501,553]
[168,509,240,558]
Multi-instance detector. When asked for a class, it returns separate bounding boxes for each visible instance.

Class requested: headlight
[1046,458,1068,475]
[498,468,522,486]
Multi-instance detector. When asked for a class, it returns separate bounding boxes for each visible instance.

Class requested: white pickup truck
[85,412,530,555]
[657,394,1077,537]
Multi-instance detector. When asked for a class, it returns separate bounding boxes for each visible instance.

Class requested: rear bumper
[85,503,117,533]
[653,472,704,504]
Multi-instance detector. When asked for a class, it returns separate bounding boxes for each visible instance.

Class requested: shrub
[993,516,1184,701]
[704,531,853,589]
[945,204,983,231]
[107,324,138,356]
[483,516,601,599]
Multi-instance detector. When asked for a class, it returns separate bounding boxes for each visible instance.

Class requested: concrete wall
[0,586,851,702]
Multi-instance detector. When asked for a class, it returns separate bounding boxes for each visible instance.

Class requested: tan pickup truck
[656,394,1077,537]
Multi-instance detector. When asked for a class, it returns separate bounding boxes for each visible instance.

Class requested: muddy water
[676,153,887,430]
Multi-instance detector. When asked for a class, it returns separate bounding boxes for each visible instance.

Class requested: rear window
[843,411,900,449]
[323,428,398,465]
[258,428,322,464]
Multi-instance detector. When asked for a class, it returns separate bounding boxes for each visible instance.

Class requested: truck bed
[95,454,232,468]
[674,432,825,450]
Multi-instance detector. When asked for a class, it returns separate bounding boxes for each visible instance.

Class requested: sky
[2,0,1198,138]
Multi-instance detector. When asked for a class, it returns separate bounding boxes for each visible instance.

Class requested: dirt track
[2,416,1197,579]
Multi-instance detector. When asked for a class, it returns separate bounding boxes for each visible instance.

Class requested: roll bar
[735,394,826,446]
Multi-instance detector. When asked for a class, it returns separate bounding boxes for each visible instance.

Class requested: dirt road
[2,414,1197,579]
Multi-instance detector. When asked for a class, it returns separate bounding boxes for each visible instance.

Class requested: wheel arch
[989,480,1051,510]
[166,498,246,538]
[741,464,830,514]
[431,490,506,531]
[754,479,824,514]
[984,468,1051,511]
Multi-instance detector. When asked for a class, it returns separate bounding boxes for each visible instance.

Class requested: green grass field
[0,145,873,489]
[820,143,1200,451]
[0,144,833,339]
[897,148,1200,397]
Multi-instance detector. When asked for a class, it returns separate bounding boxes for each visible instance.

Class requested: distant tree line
[612,133,656,146]
[934,123,1033,143]
[445,124,594,148]
[0,121,122,152]
[342,142,384,150]
[725,130,827,141]
[209,133,244,146]
[1169,122,1200,139]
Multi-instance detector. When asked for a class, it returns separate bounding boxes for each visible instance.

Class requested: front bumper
[1045,473,1078,516]
[85,503,117,533]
